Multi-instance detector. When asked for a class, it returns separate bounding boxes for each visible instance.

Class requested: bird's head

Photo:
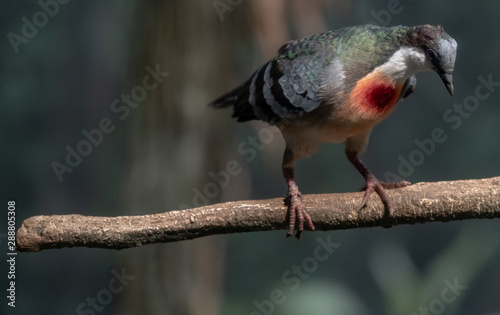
[408,25,457,95]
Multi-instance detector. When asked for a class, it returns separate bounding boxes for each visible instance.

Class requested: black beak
[439,72,454,96]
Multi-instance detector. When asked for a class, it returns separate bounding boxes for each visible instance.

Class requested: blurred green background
[2,1,500,314]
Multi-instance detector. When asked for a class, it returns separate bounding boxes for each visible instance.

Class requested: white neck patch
[376,47,432,84]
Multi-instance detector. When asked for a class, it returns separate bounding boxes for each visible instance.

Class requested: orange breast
[349,71,404,115]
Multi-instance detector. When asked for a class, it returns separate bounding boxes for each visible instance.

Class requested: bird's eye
[426,49,436,60]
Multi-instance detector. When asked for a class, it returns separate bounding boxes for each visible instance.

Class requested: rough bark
[16,176,500,252]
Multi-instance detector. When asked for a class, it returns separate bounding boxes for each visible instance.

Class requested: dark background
[2,1,500,314]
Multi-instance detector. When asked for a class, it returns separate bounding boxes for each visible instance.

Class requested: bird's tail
[209,79,258,122]
[209,83,245,108]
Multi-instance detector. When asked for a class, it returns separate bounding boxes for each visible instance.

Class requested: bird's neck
[376,46,431,84]
[347,47,429,117]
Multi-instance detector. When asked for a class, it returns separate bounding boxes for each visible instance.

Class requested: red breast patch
[367,84,398,110]
[349,71,403,115]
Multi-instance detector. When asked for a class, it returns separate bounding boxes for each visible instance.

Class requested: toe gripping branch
[283,167,315,240]
[346,151,410,216]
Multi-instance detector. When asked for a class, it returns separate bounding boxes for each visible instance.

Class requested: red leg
[283,167,315,239]
[346,151,410,215]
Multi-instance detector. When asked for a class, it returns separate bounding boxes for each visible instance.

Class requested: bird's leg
[282,167,315,239]
[346,151,410,215]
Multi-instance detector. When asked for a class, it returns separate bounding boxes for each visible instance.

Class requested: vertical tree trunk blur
[113,1,337,313]
[113,2,252,314]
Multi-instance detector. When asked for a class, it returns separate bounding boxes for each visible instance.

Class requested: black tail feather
[209,84,244,108]
[209,80,258,121]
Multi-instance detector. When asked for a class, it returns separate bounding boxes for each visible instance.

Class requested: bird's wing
[209,32,339,125]
[399,75,417,100]
[251,33,339,124]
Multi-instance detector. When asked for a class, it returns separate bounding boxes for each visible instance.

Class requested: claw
[361,175,410,215]
[346,151,410,216]
[283,166,315,239]
[285,189,315,240]
[286,196,297,237]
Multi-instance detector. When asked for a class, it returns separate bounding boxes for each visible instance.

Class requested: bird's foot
[285,183,315,240]
[361,174,411,215]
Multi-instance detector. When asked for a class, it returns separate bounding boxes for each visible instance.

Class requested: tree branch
[16,177,500,252]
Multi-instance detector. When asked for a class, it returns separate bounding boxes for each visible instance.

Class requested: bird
[210,24,457,239]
